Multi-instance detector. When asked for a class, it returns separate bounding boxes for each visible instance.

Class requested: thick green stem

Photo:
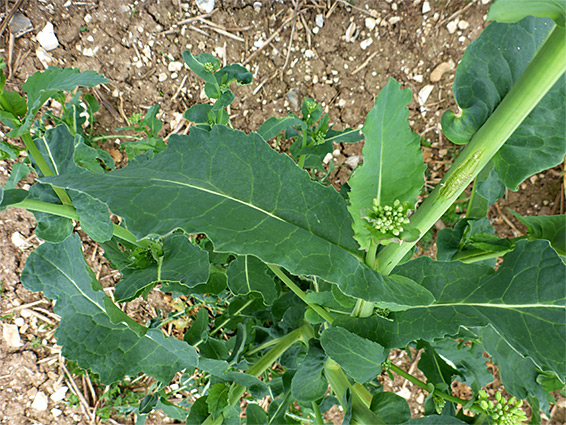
[268,264,335,324]
[202,325,306,425]
[21,133,73,205]
[312,401,324,425]
[324,358,384,425]
[375,25,566,275]
[10,198,151,248]
[388,364,469,406]
[352,240,379,317]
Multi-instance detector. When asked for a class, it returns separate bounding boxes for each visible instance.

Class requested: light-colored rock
[345,22,358,42]
[323,153,333,165]
[458,20,470,30]
[345,155,360,168]
[417,84,434,106]
[2,323,22,347]
[14,317,25,327]
[447,21,458,34]
[430,59,455,82]
[413,74,424,83]
[51,408,63,417]
[158,72,168,82]
[396,387,412,400]
[35,47,53,69]
[37,23,59,51]
[31,391,49,411]
[305,49,315,58]
[50,386,69,402]
[11,231,31,250]
[82,47,97,57]
[316,14,324,28]
[253,2,261,12]
[422,1,431,14]
[389,16,402,25]
[195,0,215,13]
[168,61,183,73]
[360,37,373,50]
[365,17,377,31]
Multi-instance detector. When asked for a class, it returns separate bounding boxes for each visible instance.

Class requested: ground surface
[0,0,565,424]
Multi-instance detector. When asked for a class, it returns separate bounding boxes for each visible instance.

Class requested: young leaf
[348,78,425,250]
[441,17,565,190]
[227,255,279,305]
[334,240,566,380]
[42,124,434,308]
[14,67,108,137]
[370,392,411,425]
[207,383,230,419]
[512,211,566,255]
[20,234,199,384]
[245,403,268,425]
[4,162,32,190]
[183,308,209,345]
[488,0,566,27]
[320,327,386,383]
[291,340,328,402]
[257,116,306,141]
[28,183,73,242]
[114,234,210,302]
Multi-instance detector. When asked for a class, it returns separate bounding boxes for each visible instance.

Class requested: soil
[1,0,564,424]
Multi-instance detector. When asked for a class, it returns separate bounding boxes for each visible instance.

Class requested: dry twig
[351,51,379,75]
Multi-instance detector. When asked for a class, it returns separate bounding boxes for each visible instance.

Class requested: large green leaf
[334,240,566,379]
[114,234,210,302]
[402,416,467,425]
[226,255,279,305]
[488,0,566,27]
[348,78,425,250]
[370,392,411,425]
[13,67,108,137]
[43,125,435,308]
[291,340,328,403]
[320,327,386,383]
[441,17,565,190]
[20,234,199,384]
[512,211,566,256]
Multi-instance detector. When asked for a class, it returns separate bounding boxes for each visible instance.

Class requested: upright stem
[375,25,566,275]
[352,240,378,317]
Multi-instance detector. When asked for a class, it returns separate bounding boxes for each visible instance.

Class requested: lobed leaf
[227,255,279,305]
[348,78,425,250]
[43,125,435,308]
[20,234,199,384]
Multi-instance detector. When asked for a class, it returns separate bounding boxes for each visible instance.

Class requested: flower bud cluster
[477,390,527,424]
[312,131,326,146]
[204,62,216,73]
[364,199,410,236]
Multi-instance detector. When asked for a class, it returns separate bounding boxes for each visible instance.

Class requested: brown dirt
[1,0,564,424]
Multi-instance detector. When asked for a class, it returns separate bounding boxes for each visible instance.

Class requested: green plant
[1,2,565,424]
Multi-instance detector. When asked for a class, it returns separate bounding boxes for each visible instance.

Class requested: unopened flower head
[363,199,410,237]
[476,390,527,425]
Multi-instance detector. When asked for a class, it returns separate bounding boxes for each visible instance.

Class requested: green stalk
[21,133,73,206]
[466,165,491,219]
[389,364,469,406]
[375,25,566,276]
[202,325,306,425]
[298,130,308,169]
[268,264,335,324]
[10,198,151,248]
[352,240,378,317]
[324,358,385,425]
[312,401,324,425]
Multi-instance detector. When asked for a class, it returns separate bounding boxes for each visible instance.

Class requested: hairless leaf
[20,234,199,384]
[488,0,566,27]
[41,125,435,308]
[512,211,566,255]
[227,255,279,305]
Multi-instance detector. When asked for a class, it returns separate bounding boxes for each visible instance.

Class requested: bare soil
[1,0,564,424]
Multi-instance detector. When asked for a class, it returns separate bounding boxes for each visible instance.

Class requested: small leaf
[4,162,32,190]
[291,340,328,402]
[245,403,268,425]
[512,211,566,255]
[184,308,209,345]
[348,78,425,250]
[370,392,411,425]
[207,383,230,419]
[321,327,386,383]
[257,116,306,141]
[227,255,279,305]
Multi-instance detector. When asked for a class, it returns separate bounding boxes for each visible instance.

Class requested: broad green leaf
[182,51,220,85]
[291,340,328,402]
[140,104,162,137]
[334,240,566,379]
[227,255,279,305]
[402,416,467,424]
[370,392,411,425]
[488,0,566,27]
[70,190,113,242]
[245,403,268,425]
[184,308,209,345]
[480,325,551,412]
[20,234,199,384]
[475,163,505,205]
[347,78,425,250]
[320,327,386,383]
[0,188,28,211]
[43,124,435,308]
[222,372,268,399]
[257,116,306,141]
[114,234,210,302]
[441,17,565,189]
[214,64,253,88]
[0,90,27,117]
[207,383,230,419]
[187,396,210,425]
[324,127,363,144]
[122,137,166,159]
[512,211,566,255]
[28,183,73,242]
[13,67,108,136]
[417,341,461,389]
[4,162,32,190]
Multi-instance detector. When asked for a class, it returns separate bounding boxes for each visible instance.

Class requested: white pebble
[422,1,431,14]
[458,20,470,30]
[31,392,49,411]
[84,13,92,24]
[11,232,31,250]
[2,323,22,347]
[195,0,215,13]
[50,386,69,402]
[447,21,458,34]
[345,155,360,168]
[51,408,63,417]
[168,61,183,73]
[14,317,25,327]
[312,27,319,35]
[360,38,373,50]
[417,84,434,106]
[315,14,324,28]
[389,16,402,25]
[323,153,333,165]
[159,72,168,82]
[305,49,315,58]
[37,23,59,51]
[365,17,377,31]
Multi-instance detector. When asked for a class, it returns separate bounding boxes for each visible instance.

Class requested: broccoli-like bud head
[475,390,527,425]
[363,199,411,238]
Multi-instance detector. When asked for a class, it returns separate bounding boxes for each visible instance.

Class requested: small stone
[51,408,63,417]
[315,14,324,28]
[389,16,402,25]
[195,0,215,13]
[396,387,412,400]
[417,84,434,106]
[87,35,94,42]
[50,386,68,402]
[305,49,315,58]
[37,23,59,51]
[84,13,92,24]
[430,59,455,82]
[35,47,53,69]
[332,149,341,157]
[286,88,301,111]
[345,22,358,42]
[447,21,458,34]
[422,1,431,14]
[530,175,538,184]
[168,61,183,73]
[413,74,424,83]
[82,47,96,57]
[253,2,261,12]
[458,20,470,30]
[158,72,168,82]
[11,232,31,250]
[481,0,490,4]
[31,391,48,411]
[2,323,22,347]
[365,17,377,31]
[9,13,32,35]
[323,153,333,165]
[312,27,319,35]
[360,38,373,50]
[14,317,25,327]
[345,155,360,168]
